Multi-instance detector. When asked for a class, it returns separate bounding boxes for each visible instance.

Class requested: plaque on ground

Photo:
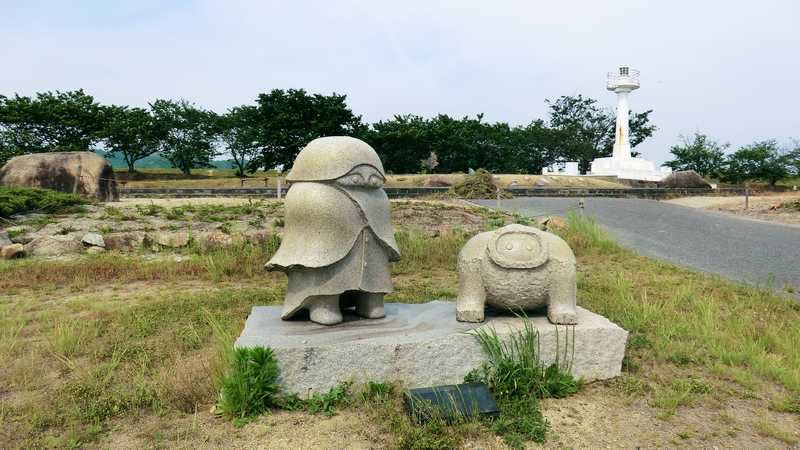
[235,300,628,395]
[404,383,499,423]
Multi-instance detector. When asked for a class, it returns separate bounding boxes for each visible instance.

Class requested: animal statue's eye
[368,175,382,187]
[350,174,363,185]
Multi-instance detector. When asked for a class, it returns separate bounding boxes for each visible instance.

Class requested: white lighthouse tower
[590,66,667,181]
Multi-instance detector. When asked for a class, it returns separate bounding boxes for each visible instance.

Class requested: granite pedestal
[235,301,628,396]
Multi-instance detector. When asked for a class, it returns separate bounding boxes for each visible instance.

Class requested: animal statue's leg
[547,262,578,325]
[456,257,487,322]
[355,292,385,319]
[308,295,343,325]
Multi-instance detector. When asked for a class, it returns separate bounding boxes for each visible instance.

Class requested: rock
[1,243,24,259]
[236,301,628,395]
[0,230,11,247]
[195,231,234,250]
[81,232,105,248]
[104,232,145,251]
[148,231,190,248]
[23,235,83,256]
[86,246,106,255]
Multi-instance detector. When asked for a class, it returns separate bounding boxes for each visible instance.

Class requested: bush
[450,169,510,199]
[0,186,87,218]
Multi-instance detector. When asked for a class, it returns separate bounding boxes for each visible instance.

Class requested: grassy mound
[450,169,510,199]
[0,186,86,218]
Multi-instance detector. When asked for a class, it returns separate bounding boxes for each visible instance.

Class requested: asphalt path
[473,197,800,295]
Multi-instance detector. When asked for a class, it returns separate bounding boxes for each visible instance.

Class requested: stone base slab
[235,301,628,396]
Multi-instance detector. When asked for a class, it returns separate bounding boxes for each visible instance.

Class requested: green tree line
[0,89,655,176]
[665,133,800,185]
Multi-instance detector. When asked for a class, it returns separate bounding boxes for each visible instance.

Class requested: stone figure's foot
[309,295,343,325]
[356,293,385,319]
[548,308,578,325]
[456,308,485,323]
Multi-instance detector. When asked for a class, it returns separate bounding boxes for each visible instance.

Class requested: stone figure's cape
[266,182,400,271]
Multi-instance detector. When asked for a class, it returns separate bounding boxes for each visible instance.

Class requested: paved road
[473,197,800,295]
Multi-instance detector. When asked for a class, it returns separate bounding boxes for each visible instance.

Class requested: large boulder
[23,235,83,256]
[0,152,119,201]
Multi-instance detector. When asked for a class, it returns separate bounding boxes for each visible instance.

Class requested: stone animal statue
[456,224,578,325]
[266,137,400,325]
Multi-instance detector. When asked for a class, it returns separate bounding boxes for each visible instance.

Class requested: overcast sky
[2,0,798,164]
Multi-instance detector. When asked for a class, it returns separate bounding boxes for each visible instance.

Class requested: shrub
[0,186,86,218]
[449,169,510,199]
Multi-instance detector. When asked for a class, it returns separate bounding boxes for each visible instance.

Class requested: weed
[653,378,713,418]
[612,376,652,397]
[754,419,798,444]
[301,383,353,416]
[467,316,580,447]
[676,431,691,439]
[218,347,280,419]
[486,217,505,230]
[136,203,165,216]
[361,381,395,403]
[770,394,800,414]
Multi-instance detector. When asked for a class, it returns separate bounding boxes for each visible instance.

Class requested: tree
[150,99,219,175]
[546,94,656,173]
[722,140,789,185]
[102,105,162,173]
[664,133,728,177]
[784,141,800,177]
[364,115,433,173]
[219,105,260,176]
[247,89,365,172]
[0,90,108,154]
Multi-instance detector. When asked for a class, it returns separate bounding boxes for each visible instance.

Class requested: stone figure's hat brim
[285,136,385,182]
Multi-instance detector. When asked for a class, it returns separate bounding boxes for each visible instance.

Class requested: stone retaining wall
[120,186,738,199]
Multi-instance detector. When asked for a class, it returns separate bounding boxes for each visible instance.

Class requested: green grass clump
[0,186,86,218]
[393,229,470,274]
[466,317,580,447]
[218,347,281,419]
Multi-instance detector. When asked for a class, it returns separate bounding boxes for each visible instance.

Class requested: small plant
[218,347,280,419]
[769,394,800,414]
[361,381,394,403]
[272,218,284,229]
[135,203,164,217]
[467,314,580,447]
[486,218,505,230]
[57,225,78,235]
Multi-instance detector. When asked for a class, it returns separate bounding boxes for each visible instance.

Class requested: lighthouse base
[590,156,669,182]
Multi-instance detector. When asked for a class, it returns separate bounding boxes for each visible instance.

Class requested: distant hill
[97,151,235,170]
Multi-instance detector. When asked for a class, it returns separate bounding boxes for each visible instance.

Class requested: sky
[2,0,799,165]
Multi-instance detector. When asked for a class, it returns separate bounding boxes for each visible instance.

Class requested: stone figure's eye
[350,174,363,185]
[368,175,382,187]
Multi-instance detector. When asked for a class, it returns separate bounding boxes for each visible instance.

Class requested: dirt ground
[666,192,800,226]
[89,376,799,449]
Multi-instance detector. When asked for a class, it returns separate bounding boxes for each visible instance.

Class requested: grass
[466,316,580,447]
[218,347,280,420]
[0,186,87,218]
[3,202,800,447]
